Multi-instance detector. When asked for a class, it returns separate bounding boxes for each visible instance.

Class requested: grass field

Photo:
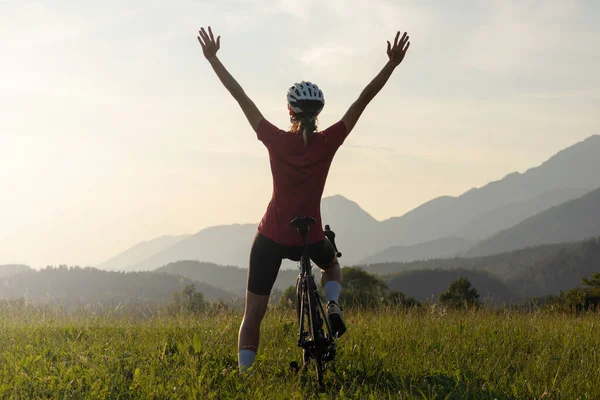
[1,303,599,399]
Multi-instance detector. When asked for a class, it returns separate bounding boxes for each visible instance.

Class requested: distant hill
[157,261,248,296]
[317,195,381,264]
[384,269,513,304]
[467,187,600,257]
[98,135,600,271]
[156,260,306,297]
[154,235,600,303]
[126,224,258,272]
[369,237,600,303]
[507,237,600,298]
[0,266,236,305]
[0,264,31,278]
[97,235,190,270]
[379,135,600,246]
[456,187,589,240]
[123,195,380,271]
[20,237,592,308]
[364,242,574,280]
[361,237,474,264]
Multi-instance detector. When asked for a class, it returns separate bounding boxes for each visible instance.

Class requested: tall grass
[0,302,598,399]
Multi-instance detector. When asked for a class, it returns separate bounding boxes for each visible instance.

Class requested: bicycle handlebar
[324,224,342,258]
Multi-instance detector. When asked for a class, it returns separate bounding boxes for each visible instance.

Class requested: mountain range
[96,135,600,271]
[467,186,600,257]
[378,135,600,246]
[98,235,190,271]
[361,237,475,264]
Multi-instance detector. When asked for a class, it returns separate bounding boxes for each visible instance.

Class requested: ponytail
[300,115,317,147]
[290,113,318,147]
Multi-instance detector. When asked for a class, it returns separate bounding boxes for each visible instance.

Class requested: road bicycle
[289,217,342,387]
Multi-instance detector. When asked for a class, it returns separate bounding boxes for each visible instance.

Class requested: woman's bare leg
[238,290,270,371]
[320,256,342,287]
[318,256,346,336]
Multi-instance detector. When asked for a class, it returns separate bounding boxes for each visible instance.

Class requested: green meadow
[1,303,599,399]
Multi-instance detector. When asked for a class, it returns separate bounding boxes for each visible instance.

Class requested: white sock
[238,349,256,372]
[324,281,342,303]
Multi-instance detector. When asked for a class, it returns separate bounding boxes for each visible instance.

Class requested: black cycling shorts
[248,232,336,296]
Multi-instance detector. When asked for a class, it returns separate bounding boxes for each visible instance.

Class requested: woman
[197,26,410,372]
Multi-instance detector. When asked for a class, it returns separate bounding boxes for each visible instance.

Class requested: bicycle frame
[293,219,336,385]
[297,252,334,351]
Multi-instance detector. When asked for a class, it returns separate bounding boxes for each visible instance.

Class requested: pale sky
[1,0,599,267]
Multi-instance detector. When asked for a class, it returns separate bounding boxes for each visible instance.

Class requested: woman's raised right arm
[341,31,410,135]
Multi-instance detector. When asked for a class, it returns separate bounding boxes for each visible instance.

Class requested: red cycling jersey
[256,118,348,247]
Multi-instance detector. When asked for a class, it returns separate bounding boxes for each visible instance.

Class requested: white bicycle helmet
[286,81,325,114]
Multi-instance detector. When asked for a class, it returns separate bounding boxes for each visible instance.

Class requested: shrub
[439,277,480,309]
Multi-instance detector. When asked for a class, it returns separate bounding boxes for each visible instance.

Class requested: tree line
[276,267,600,312]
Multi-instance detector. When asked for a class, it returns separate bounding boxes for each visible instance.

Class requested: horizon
[6,142,600,271]
[1,0,599,267]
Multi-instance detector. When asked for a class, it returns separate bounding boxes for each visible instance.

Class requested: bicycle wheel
[295,274,302,322]
[296,273,311,367]
[306,276,325,387]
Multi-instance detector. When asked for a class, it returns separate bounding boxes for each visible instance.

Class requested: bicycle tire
[295,274,302,322]
[306,275,325,387]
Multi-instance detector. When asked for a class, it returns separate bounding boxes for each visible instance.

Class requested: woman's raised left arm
[197,26,263,132]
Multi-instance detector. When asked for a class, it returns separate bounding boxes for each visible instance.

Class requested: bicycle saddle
[290,217,316,234]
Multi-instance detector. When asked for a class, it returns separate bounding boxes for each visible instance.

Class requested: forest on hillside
[366,238,600,301]
[1,238,598,308]
[0,266,236,308]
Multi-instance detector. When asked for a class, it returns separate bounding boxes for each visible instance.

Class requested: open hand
[197,26,221,61]
[387,31,410,66]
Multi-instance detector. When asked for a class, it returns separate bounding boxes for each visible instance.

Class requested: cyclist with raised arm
[196,26,410,372]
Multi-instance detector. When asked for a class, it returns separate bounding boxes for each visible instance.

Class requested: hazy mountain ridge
[97,135,600,270]
[378,135,600,246]
[361,237,475,265]
[467,186,600,257]
[364,188,587,264]
[97,235,191,270]
[317,195,381,264]
[127,224,258,272]
[456,187,590,240]
[364,242,578,282]
[117,196,381,271]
